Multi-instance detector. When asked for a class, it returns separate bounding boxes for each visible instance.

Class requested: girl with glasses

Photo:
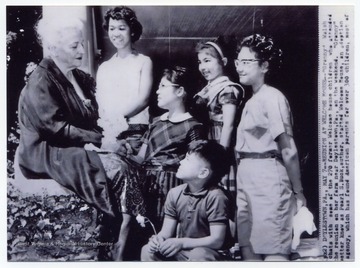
[235,34,307,261]
[96,66,204,260]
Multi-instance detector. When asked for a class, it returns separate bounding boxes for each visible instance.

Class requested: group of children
[89,6,308,262]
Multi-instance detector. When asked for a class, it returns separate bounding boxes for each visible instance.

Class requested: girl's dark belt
[238,151,282,161]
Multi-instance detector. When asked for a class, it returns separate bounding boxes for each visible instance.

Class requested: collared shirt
[236,84,293,153]
[164,184,231,249]
[142,113,204,167]
[159,112,193,122]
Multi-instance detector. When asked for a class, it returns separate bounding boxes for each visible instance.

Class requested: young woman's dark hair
[237,34,283,79]
[103,6,143,43]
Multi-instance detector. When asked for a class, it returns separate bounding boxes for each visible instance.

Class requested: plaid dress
[99,153,146,217]
[140,112,204,227]
[194,76,244,194]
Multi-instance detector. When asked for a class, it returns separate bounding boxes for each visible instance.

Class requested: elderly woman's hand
[84,143,101,152]
[113,139,127,155]
[82,130,103,148]
[62,125,103,147]
[114,139,133,156]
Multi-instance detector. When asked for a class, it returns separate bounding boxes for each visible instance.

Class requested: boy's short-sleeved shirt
[164,184,231,248]
[236,84,293,153]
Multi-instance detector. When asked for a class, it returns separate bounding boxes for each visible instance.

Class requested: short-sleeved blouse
[235,84,293,153]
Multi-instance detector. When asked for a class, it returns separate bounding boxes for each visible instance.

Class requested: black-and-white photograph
[5,3,355,263]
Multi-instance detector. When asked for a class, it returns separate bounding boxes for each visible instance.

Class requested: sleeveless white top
[96,52,151,149]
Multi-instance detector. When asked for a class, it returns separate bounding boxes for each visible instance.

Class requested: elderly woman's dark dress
[17,58,118,218]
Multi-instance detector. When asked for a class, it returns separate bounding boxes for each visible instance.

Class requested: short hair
[188,140,230,185]
[103,6,143,43]
[35,16,84,52]
[162,66,196,109]
[237,34,283,74]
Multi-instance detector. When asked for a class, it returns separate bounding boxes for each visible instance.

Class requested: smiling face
[235,47,268,86]
[197,49,224,82]
[156,77,182,110]
[108,18,132,50]
[54,28,84,70]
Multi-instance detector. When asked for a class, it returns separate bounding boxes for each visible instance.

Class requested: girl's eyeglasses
[235,59,261,67]
[159,83,180,88]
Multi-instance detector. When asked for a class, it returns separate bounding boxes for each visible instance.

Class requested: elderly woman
[17,16,118,219]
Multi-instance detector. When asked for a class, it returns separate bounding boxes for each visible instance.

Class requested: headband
[205,41,225,59]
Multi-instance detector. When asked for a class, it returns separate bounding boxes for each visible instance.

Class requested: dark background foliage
[7,6,43,165]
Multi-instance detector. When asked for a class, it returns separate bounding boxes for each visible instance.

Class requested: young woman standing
[96,6,153,152]
[235,34,307,261]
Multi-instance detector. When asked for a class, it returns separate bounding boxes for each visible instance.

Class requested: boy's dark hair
[188,140,230,185]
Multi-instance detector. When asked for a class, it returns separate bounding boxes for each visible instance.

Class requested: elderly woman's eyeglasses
[235,59,261,67]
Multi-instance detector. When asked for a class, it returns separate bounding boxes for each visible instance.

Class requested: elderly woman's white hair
[35,16,84,56]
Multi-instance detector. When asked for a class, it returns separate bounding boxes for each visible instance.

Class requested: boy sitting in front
[141,140,232,261]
